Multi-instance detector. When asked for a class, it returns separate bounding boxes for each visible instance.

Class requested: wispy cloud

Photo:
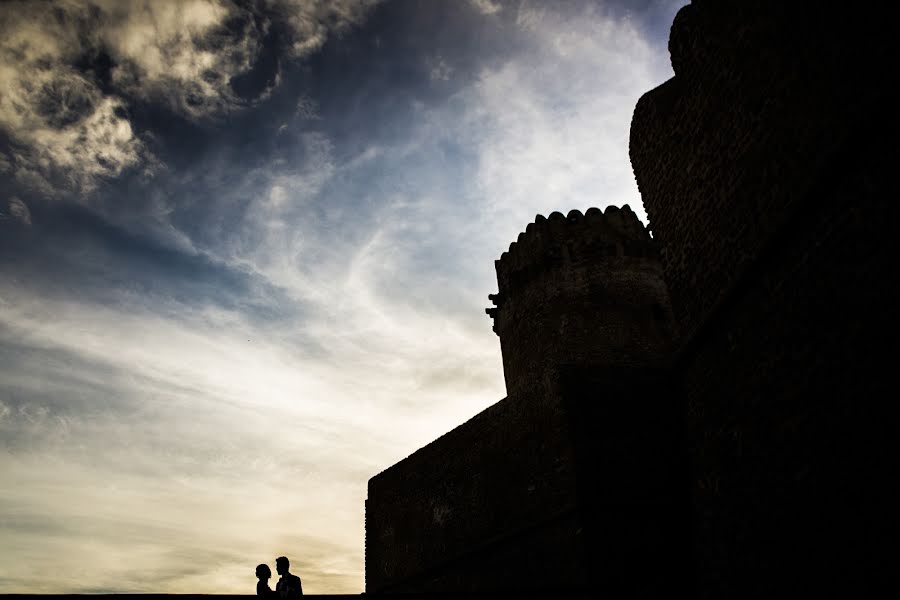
[276,0,381,58]
[0,294,393,593]
[3,197,32,225]
[469,0,502,16]
[469,3,668,234]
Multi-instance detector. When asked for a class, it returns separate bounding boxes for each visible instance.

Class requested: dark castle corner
[365,1,899,598]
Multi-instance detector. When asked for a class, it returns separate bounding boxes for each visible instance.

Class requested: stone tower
[487,205,676,399]
[367,204,689,596]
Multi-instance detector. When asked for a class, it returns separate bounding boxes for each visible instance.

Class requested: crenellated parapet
[489,206,657,314]
[487,205,675,399]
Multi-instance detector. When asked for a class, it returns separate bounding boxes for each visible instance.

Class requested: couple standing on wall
[256,556,303,597]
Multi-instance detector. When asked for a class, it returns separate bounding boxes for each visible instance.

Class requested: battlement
[486,206,674,398]
[487,205,658,329]
[494,205,654,286]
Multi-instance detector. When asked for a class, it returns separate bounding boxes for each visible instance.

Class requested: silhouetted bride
[256,563,276,596]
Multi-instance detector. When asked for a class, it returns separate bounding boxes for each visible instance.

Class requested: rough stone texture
[630,1,899,597]
[365,390,584,593]
[489,206,676,399]
[630,1,893,344]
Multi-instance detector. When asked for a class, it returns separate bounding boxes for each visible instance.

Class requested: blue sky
[0,0,683,593]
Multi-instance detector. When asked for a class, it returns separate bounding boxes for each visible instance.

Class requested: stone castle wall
[489,206,675,399]
[629,1,892,343]
[630,1,898,596]
[365,390,585,593]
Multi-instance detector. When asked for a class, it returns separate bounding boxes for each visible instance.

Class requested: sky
[0,0,683,593]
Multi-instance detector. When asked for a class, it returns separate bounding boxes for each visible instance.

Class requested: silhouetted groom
[275,556,303,597]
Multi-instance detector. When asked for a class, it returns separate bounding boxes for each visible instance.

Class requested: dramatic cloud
[0,0,378,194]
[100,0,267,115]
[0,13,145,192]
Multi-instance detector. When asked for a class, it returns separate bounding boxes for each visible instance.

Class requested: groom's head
[276,556,290,575]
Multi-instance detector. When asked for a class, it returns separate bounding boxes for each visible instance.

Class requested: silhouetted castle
[365,2,897,598]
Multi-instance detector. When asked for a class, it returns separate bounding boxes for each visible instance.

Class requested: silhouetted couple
[256,556,303,597]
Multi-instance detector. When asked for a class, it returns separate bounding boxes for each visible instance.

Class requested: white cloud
[470,0,502,15]
[0,249,501,592]
[295,95,321,120]
[275,0,380,58]
[461,4,672,244]
[0,11,146,193]
[0,294,377,593]
[7,197,32,225]
[99,0,264,117]
[428,56,453,82]
[0,0,378,195]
